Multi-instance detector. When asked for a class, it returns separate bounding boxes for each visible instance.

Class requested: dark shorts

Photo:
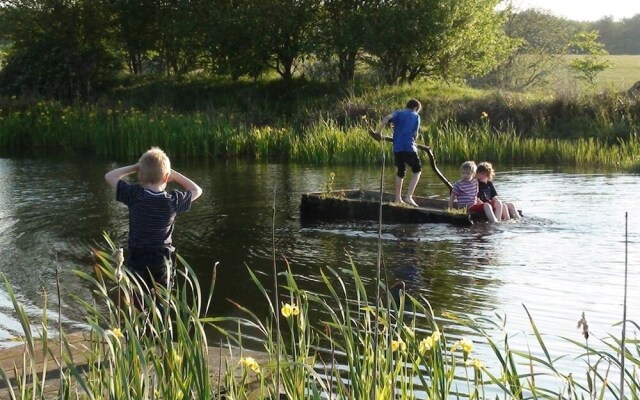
[125,247,174,292]
[394,152,422,178]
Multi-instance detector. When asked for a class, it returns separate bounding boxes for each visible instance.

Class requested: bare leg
[483,203,500,223]
[404,172,421,206]
[506,202,521,219]
[494,199,508,221]
[395,176,405,204]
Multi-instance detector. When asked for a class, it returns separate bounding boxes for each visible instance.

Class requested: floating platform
[300,189,477,226]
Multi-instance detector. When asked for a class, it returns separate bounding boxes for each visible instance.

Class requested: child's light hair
[138,147,170,184]
[476,162,495,180]
[460,161,477,174]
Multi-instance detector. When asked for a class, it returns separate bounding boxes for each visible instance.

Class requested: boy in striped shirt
[105,147,203,314]
[448,161,500,223]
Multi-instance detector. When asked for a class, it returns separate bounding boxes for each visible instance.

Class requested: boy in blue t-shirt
[374,99,423,206]
[105,147,202,312]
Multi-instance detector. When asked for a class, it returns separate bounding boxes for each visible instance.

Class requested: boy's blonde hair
[460,161,477,173]
[476,162,495,180]
[138,147,170,184]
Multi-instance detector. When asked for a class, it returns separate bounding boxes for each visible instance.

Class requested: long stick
[620,212,628,398]
[368,129,452,191]
[271,186,281,398]
[372,141,385,400]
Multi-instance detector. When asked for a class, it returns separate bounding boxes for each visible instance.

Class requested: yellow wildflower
[281,303,300,318]
[419,337,432,354]
[452,337,473,353]
[110,328,124,339]
[464,358,485,369]
[481,111,489,119]
[431,330,441,342]
[460,337,473,354]
[391,339,406,352]
[239,356,261,373]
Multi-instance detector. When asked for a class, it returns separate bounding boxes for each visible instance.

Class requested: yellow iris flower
[391,339,406,352]
[281,303,300,318]
[239,356,261,373]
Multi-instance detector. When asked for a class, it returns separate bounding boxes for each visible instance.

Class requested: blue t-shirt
[116,180,193,251]
[390,109,420,152]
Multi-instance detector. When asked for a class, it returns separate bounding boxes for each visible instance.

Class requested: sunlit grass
[550,55,640,93]
[0,101,638,169]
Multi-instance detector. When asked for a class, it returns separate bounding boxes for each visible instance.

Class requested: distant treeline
[511,10,640,55]
[0,1,637,101]
[587,16,640,54]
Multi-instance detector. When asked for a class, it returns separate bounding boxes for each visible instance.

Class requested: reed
[429,121,640,168]
[2,240,640,398]
[0,99,638,168]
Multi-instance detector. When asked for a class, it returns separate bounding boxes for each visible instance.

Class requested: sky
[514,0,640,21]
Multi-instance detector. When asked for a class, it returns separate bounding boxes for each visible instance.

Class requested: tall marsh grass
[0,101,638,169]
[1,236,640,399]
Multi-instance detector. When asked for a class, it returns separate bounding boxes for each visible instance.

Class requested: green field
[549,55,640,92]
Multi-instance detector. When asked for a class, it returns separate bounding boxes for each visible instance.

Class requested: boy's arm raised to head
[105,164,138,188]
[169,169,203,201]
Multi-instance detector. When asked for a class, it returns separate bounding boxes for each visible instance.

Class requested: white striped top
[451,179,479,208]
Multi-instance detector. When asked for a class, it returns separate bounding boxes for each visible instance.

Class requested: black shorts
[394,152,422,178]
[125,247,174,291]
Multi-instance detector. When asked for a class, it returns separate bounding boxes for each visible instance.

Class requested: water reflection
[0,156,637,383]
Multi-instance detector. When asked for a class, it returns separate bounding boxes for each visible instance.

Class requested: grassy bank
[0,79,639,168]
[1,239,638,399]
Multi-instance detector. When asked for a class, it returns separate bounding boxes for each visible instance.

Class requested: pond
[0,156,638,380]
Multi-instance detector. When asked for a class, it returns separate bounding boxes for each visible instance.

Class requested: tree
[590,14,640,55]
[316,0,371,84]
[567,30,612,86]
[259,0,321,81]
[0,0,121,100]
[204,0,320,82]
[204,0,270,80]
[362,0,514,85]
[617,15,640,54]
[155,0,206,75]
[481,9,576,90]
[108,0,159,74]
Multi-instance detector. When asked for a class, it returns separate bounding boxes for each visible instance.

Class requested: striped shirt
[451,179,479,208]
[116,180,193,251]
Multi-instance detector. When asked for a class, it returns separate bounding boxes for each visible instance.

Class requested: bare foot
[404,197,419,207]
[392,198,406,206]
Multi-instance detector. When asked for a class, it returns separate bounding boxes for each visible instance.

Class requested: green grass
[1,102,637,168]
[547,55,640,93]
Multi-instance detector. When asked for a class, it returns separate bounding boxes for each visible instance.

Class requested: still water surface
[0,156,638,377]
